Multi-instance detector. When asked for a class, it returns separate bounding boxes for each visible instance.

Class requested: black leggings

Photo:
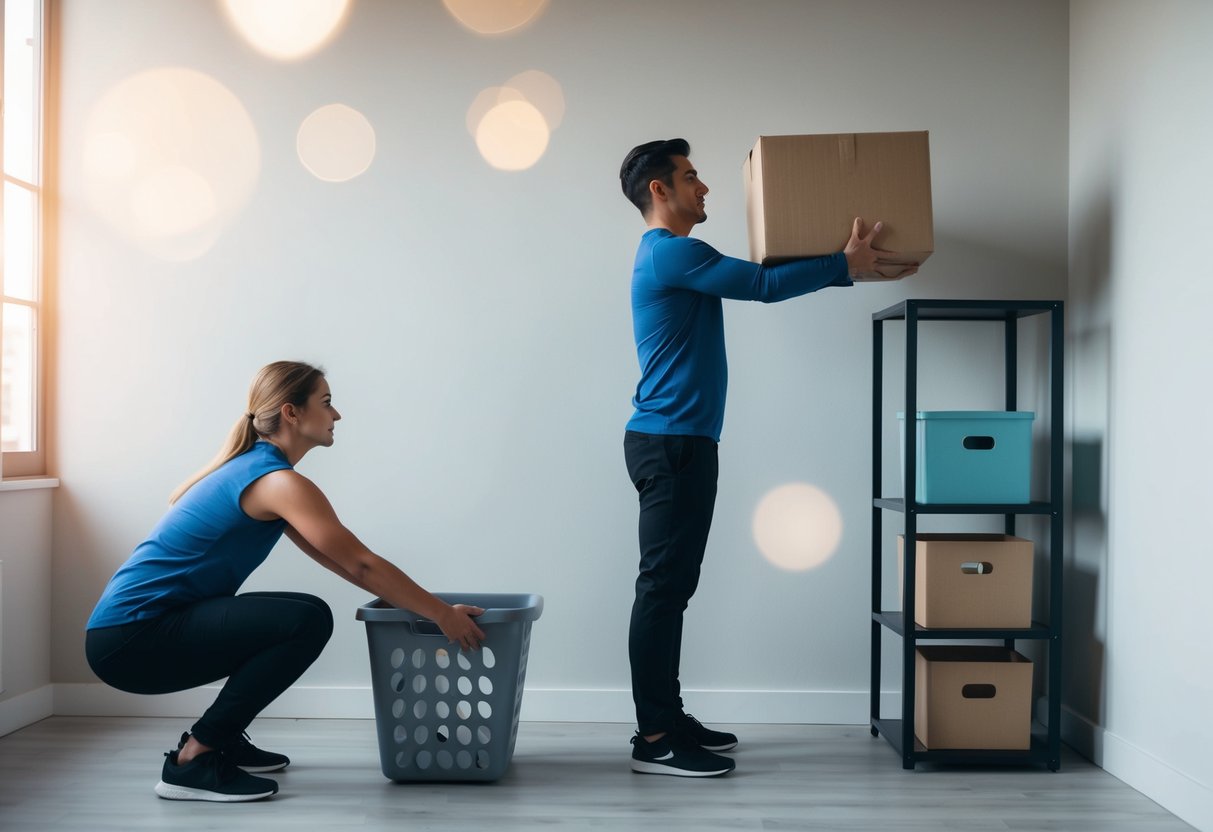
[85,591,333,748]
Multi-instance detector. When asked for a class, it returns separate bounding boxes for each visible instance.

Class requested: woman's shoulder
[241,466,326,521]
[227,441,293,473]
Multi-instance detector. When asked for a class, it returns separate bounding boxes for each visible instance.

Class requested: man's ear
[648,178,667,204]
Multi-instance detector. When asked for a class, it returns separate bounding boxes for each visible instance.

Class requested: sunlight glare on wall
[442,0,548,35]
[752,482,844,572]
[296,103,376,182]
[129,166,218,237]
[220,0,352,61]
[81,67,260,262]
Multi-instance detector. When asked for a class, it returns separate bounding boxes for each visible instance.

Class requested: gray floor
[0,717,1193,831]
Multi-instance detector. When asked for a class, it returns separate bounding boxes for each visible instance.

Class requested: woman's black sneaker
[674,712,739,752]
[224,731,291,772]
[154,749,278,802]
[176,731,290,773]
[630,732,735,777]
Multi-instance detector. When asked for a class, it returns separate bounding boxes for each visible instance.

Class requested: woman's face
[295,377,342,447]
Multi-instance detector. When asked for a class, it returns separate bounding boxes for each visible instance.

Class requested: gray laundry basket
[356,592,543,782]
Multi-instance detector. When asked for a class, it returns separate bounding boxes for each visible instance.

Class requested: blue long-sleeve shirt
[626,228,851,442]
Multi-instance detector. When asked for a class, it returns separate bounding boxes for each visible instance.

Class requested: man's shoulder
[647,232,718,269]
[644,229,713,249]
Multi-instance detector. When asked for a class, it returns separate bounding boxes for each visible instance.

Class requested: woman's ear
[280,402,298,425]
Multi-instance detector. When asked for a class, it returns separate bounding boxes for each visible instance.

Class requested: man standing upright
[619,138,914,777]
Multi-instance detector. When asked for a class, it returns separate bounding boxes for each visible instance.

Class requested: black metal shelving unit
[869,299,1064,771]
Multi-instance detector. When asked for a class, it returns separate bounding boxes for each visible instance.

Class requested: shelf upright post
[870,315,885,736]
[1003,311,1019,652]
[1047,302,1065,771]
[1004,313,1019,538]
[900,301,920,769]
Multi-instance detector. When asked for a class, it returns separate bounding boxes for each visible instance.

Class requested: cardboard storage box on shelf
[743,131,933,280]
[897,533,1033,629]
[915,646,1033,750]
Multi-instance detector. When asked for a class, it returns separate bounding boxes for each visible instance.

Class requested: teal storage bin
[898,411,1034,504]
[357,592,543,782]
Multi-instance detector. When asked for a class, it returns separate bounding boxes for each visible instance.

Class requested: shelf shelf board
[871,718,1056,768]
[872,299,1061,323]
[874,497,1055,515]
[873,612,1053,640]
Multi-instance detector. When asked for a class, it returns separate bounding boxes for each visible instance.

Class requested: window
[1,0,46,478]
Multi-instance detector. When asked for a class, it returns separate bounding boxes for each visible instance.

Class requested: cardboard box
[743,131,933,279]
[897,533,1034,629]
[915,646,1033,750]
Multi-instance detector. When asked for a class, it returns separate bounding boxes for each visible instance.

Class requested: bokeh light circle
[129,166,218,237]
[443,0,548,35]
[474,99,550,171]
[752,482,844,572]
[466,85,525,137]
[221,0,351,61]
[296,103,377,182]
[502,69,565,129]
[81,67,260,261]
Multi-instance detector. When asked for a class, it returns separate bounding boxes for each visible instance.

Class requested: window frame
[1,0,49,480]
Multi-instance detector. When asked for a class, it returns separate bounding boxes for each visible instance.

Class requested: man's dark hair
[619,138,690,216]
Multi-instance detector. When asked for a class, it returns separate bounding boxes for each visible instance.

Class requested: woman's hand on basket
[439,604,486,651]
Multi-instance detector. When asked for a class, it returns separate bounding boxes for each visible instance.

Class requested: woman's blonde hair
[169,361,326,504]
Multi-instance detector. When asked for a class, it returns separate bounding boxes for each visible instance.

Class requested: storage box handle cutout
[960,561,994,575]
[962,435,996,450]
[962,684,998,699]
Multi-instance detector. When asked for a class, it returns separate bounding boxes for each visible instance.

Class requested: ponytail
[169,361,325,504]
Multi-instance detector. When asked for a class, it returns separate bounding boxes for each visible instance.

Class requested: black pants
[623,430,719,736]
[85,591,333,748]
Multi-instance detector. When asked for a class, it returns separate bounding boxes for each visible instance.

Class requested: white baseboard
[52,683,902,725]
[1060,704,1212,832]
[522,688,903,724]
[0,686,54,738]
[53,684,377,720]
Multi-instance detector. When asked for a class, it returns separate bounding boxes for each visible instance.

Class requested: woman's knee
[244,591,334,641]
[295,596,334,645]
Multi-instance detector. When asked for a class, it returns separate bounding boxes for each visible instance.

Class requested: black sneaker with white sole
[630,732,735,777]
[154,749,279,802]
[223,731,291,773]
[674,712,738,752]
[176,731,290,773]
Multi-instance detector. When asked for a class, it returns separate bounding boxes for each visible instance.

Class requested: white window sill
[0,477,60,492]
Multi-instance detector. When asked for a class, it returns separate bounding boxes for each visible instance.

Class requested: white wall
[0,486,54,733]
[49,0,1068,724]
[1068,2,1213,829]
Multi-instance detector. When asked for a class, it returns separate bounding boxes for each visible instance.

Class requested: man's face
[664,155,709,225]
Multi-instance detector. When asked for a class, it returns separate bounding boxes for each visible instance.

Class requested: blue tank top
[86,441,294,629]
